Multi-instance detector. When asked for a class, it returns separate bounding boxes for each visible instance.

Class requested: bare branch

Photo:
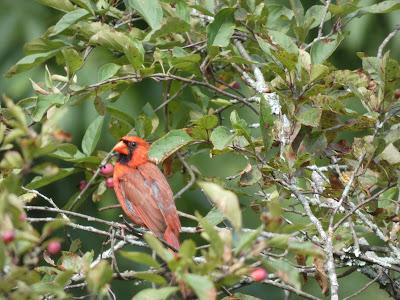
[317,0,332,40]
[377,25,400,59]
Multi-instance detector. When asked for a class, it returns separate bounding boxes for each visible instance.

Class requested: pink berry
[79,180,87,191]
[100,163,114,176]
[250,268,268,282]
[2,230,15,244]
[105,178,114,189]
[47,241,62,255]
[19,213,27,221]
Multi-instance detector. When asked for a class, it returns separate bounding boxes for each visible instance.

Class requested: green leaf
[268,30,298,54]
[304,5,331,30]
[143,232,174,262]
[106,106,135,126]
[54,270,74,286]
[124,38,144,69]
[132,287,178,300]
[197,213,224,258]
[87,261,113,293]
[26,168,77,189]
[109,117,132,139]
[98,63,121,81]
[0,151,24,169]
[170,47,201,73]
[127,0,163,30]
[148,129,193,164]
[182,274,217,300]
[310,64,329,82]
[133,272,167,285]
[37,0,75,12]
[135,103,159,138]
[82,116,104,155]
[207,8,235,47]
[62,48,83,74]
[311,34,344,64]
[360,1,400,14]
[288,240,324,257]
[234,226,263,255]
[203,207,225,226]
[24,38,67,54]
[264,259,301,290]
[179,239,197,260]
[32,94,66,122]
[49,8,89,37]
[295,104,322,127]
[198,181,242,230]
[378,143,400,165]
[230,111,252,146]
[119,251,160,268]
[6,51,59,77]
[151,17,190,39]
[42,219,67,238]
[194,115,218,130]
[210,126,235,150]
[71,0,95,15]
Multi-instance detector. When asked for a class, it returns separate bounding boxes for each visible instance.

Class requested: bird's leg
[119,215,144,240]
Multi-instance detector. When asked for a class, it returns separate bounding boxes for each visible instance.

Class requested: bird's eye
[128,141,136,148]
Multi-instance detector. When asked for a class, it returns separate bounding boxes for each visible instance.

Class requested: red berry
[2,230,15,244]
[105,178,114,189]
[100,163,114,176]
[79,180,87,191]
[47,241,62,255]
[250,268,268,282]
[231,82,240,89]
[395,90,400,99]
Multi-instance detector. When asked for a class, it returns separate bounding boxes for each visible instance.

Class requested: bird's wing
[116,163,175,238]
[137,162,181,235]
[113,168,145,226]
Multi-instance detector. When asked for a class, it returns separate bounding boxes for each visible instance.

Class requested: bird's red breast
[112,136,181,249]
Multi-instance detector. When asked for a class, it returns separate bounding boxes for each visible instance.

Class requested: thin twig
[74,73,259,114]
[317,0,332,40]
[343,271,381,300]
[377,25,400,59]
[70,151,115,209]
[174,152,196,199]
[154,81,190,112]
[333,184,396,231]
[22,187,70,221]
[234,39,268,93]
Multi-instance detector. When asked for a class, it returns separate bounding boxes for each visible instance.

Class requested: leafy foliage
[1,0,400,299]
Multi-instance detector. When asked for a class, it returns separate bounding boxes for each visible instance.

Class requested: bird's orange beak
[113,141,129,155]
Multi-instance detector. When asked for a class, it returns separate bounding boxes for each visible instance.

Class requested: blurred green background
[1,0,399,299]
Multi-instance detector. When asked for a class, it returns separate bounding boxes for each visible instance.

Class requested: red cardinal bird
[112,136,181,249]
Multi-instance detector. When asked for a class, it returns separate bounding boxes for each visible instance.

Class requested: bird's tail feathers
[164,227,180,250]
